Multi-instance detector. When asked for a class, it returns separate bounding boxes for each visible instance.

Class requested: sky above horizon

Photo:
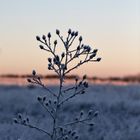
[0,0,140,77]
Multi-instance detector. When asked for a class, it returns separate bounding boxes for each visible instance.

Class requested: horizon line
[0,73,140,83]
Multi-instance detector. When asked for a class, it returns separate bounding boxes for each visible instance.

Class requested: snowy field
[0,84,140,140]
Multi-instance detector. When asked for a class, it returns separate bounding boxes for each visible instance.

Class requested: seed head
[83,82,88,88]
[53,58,56,63]
[75,31,78,36]
[90,53,96,59]
[89,123,94,126]
[71,131,76,136]
[88,110,93,116]
[78,81,82,86]
[61,52,65,58]
[83,74,87,80]
[36,36,40,41]
[56,55,60,62]
[22,119,26,124]
[54,40,57,45]
[96,57,101,62]
[75,77,79,82]
[75,117,79,121]
[61,64,66,69]
[18,113,22,119]
[13,118,18,123]
[47,32,51,38]
[32,70,36,76]
[74,136,79,139]
[45,102,49,106]
[68,29,72,34]
[27,79,31,83]
[48,58,52,63]
[42,35,46,40]
[80,110,84,116]
[94,111,99,117]
[48,64,52,70]
[43,96,46,101]
[56,29,60,35]
[93,49,98,53]
[37,96,42,102]
[79,36,82,42]
[64,136,68,140]
[68,130,72,134]
[49,100,51,104]
[84,45,88,50]
[54,100,57,104]
[60,127,63,132]
[48,67,51,70]
[39,45,44,49]
[26,117,29,123]
[71,31,75,36]
[37,76,41,81]
[81,90,85,94]
[86,46,91,52]
[77,46,80,51]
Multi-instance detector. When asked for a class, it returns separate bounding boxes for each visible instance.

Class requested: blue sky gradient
[0,0,140,77]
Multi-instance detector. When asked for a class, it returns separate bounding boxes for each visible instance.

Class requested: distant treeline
[0,74,78,79]
[0,74,140,83]
[91,75,140,83]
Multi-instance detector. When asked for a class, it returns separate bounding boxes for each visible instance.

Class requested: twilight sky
[0,0,140,77]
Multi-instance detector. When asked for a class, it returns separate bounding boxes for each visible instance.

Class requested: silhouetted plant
[14,29,101,140]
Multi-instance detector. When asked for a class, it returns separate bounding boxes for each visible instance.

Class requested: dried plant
[14,29,101,140]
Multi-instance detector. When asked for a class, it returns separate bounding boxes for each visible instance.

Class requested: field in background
[0,84,140,140]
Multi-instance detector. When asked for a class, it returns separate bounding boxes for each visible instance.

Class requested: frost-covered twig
[13,115,51,137]
[15,29,101,140]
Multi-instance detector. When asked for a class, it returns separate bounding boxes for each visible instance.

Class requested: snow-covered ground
[0,84,140,140]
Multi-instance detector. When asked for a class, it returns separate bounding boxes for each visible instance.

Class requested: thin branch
[39,83,58,97]
[68,48,77,54]
[55,118,89,129]
[51,64,60,75]
[62,86,76,93]
[67,50,85,65]
[18,123,51,137]
[64,59,90,75]
[39,40,49,47]
[59,89,84,106]
[38,101,55,120]
[58,34,65,46]
[29,78,57,97]
[68,35,73,44]
[68,36,76,47]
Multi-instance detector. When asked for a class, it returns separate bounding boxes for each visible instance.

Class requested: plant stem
[52,70,63,140]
